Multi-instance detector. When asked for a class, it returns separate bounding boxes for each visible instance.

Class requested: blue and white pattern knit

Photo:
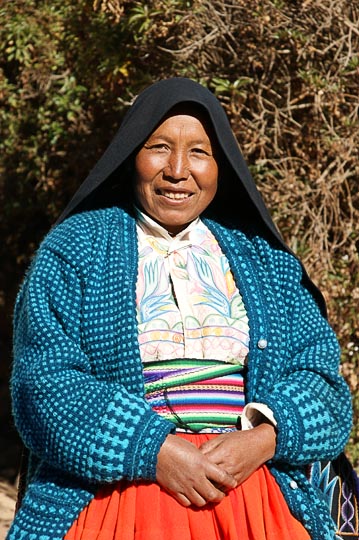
[8,207,352,540]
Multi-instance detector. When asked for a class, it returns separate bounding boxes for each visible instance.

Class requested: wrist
[253,423,277,461]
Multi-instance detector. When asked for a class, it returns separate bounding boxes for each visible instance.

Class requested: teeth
[162,191,190,200]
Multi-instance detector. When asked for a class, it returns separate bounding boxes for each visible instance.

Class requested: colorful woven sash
[143,359,246,432]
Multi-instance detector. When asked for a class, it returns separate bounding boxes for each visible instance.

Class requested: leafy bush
[1,0,358,468]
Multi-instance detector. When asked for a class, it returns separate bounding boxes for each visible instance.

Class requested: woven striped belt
[143,359,246,433]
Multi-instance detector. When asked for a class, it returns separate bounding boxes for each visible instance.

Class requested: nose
[164,150,190,180]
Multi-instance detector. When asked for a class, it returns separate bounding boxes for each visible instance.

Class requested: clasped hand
[156,424,276,507]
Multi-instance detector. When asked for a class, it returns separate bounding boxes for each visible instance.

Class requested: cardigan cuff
[242,403,277,430]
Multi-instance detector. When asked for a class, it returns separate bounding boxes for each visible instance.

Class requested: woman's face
[134,112,218,234]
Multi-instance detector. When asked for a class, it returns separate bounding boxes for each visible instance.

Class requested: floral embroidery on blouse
[136,211,250,364]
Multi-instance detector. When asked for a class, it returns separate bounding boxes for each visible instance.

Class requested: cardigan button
[289,480,298,490]
[257,339,268,349]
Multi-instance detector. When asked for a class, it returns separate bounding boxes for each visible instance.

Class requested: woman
[8,78,352,540]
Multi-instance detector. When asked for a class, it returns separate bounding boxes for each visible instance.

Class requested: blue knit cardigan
[8,207,352,540]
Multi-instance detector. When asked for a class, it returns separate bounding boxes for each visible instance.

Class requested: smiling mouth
[157,189,192,200]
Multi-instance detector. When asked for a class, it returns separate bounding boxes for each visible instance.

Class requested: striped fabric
[143,359,245,432]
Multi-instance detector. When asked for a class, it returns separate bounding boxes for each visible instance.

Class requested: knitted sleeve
[11,225,175,484]
[255,244,352,465]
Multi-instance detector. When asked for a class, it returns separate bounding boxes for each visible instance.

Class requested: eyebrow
[146,134,212,146]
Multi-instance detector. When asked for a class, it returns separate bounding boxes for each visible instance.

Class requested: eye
[144,143,169,152]
[191,147,210,156]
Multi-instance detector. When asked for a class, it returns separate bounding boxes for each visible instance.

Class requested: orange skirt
[65,433,310,540]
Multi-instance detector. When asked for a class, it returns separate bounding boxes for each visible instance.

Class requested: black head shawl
[56,77,326,315]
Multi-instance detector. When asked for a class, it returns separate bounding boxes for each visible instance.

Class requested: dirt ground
[0,379,21,540]
[0,481,16,540]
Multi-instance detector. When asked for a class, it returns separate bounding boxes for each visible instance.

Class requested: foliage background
[1,0,358,482]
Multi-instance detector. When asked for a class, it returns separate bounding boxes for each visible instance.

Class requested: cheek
[134,179,153,211]
[203,164,218,201]
[206,182,218,206]
[134,156,154,206]
[135,152,164,179]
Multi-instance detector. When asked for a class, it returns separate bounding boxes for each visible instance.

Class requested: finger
[207,463,237,490]
[175,486,223,508]
[211,473,238,491]
[233,469,252,486]
[199,438,222,454]
[188,488,212,507]
[192,482,227,506]
[211,476,237,492]
[174,492,192,507]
